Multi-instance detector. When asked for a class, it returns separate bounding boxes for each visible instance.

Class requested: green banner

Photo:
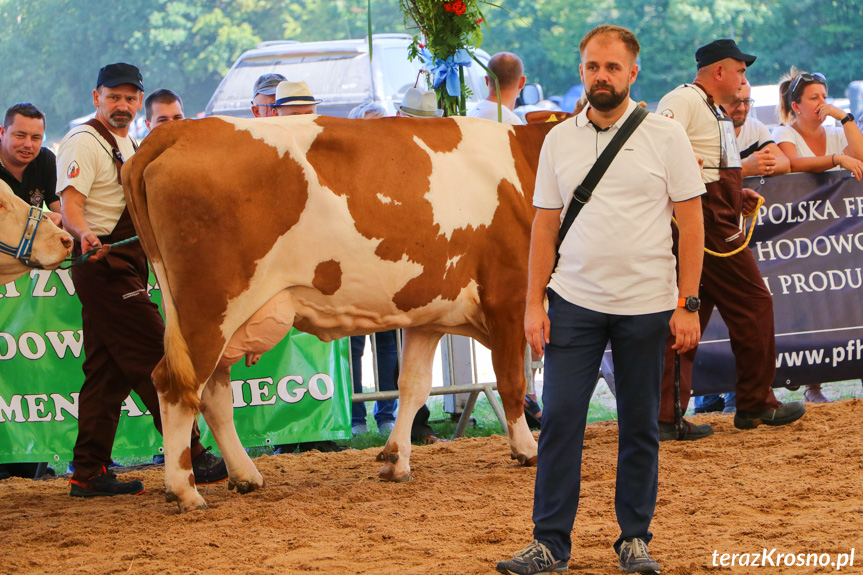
[0,269,350,464]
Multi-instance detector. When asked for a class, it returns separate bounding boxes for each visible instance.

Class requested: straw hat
[272,81,322,107]
[398,88,443,118]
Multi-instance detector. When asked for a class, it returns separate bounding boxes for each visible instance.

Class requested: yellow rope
[673,196,764,258]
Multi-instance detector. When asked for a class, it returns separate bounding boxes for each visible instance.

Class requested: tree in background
[1,0,861,140]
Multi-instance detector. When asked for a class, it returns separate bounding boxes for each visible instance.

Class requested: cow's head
[0,180,72,284]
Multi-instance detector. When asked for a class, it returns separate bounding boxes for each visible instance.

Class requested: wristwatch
[841,113,855,125]
[677,296,701,312]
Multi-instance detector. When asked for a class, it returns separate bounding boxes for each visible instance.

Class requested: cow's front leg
[200,366,265,494]
[490,328,538,466]
[377,327,442,482]
[155,358,207,512]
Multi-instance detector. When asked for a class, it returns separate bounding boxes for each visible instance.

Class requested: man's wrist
[677,295,701,312]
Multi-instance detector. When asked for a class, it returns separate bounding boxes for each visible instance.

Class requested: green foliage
[399,0,486,115]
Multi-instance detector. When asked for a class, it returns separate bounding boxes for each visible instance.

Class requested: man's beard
[731,112,746,129]
[587,82,629,112]
[108,111,133,129]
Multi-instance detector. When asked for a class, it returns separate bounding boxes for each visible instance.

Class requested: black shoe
[192,447,228,484]
[296,441,351,453]
[618,538,660,574]
[496,540,568,574]
[658,419,713,441]
[69,467,145,498]
[734,401,805,430]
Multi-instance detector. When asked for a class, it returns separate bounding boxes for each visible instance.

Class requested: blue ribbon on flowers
[419,48,472,97]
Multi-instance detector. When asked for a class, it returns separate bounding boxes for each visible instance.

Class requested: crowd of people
[2,26,862,575]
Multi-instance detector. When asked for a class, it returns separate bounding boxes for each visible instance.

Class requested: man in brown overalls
[57,63,227,497]
[655,40,806,440]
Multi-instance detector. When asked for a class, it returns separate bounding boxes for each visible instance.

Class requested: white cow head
[0,180,72,284]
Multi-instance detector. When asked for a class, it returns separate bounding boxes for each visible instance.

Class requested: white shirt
[772,124,847,171]
[656,84,724,183]
[468,100,524,125]
[56,124,137,236]
[534,99,706,315]
[737,116,773,159]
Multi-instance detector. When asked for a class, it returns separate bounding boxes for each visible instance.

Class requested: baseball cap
[253,73,288,98]
[96,63,144,91]
[695,39,756,69]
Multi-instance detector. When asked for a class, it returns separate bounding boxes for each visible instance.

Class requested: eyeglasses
[730,98,755,108]
[789,72,827,99]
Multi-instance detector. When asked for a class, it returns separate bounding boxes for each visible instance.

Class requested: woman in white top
[772,69,863,180]
[772,70,863,403]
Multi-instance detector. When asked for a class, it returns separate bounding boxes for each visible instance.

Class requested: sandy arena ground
[1,399,861,574]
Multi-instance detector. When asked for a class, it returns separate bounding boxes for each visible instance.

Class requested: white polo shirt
[656,84,723,183]
[56,124,137,236]
[534,99,705,315]
[468,100,524,125]
[737,116,773,159]
[772,124,847,171]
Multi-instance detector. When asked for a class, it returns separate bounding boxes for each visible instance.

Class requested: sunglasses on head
[790,72,827,99]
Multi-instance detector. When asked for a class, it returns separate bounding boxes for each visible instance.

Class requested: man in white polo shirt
[497,25,704,575]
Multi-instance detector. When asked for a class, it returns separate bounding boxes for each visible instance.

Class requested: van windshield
[378,47,423,98]
[220,53,374,108]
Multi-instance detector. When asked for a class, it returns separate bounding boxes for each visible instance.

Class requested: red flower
[477,17,483,23]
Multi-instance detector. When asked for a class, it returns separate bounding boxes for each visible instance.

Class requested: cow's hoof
[228,479,263,494]
[516,454,538,466]
[179,501,208,513]
[167,491,208,512]
[375,450,399,464]
[378,468,411,482]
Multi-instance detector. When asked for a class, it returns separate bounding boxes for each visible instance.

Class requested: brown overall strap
[83,118,138,184]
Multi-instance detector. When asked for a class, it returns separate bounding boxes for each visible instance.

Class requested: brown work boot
[803,385,831,403]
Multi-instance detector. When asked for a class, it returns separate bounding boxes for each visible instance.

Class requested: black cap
[695,39,756,69]
[96,63,144,91]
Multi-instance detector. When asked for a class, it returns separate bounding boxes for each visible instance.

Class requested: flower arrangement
[400,0,487,116]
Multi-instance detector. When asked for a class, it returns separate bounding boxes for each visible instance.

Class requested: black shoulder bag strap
[554,105,649,270]
[83,118,139,184]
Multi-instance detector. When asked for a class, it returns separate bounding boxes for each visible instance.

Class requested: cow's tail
[123,124,202,412]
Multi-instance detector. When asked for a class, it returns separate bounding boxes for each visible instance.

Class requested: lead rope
[58,235,140,268]
[673,196,764,257]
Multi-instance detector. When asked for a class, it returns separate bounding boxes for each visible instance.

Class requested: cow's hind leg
[377,327,442,482]
[154,358,208,512]
[488,322,538,466]
[200,365,265,494]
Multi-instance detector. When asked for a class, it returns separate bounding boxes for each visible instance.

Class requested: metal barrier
[349,332,525,437]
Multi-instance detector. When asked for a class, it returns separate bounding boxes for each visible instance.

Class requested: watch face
[685,296,701,312]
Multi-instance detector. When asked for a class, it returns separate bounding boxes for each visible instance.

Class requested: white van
[204,34,492,118]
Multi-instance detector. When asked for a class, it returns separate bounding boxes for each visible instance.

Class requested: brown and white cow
[0,180,72,284]
[123,114,555,512]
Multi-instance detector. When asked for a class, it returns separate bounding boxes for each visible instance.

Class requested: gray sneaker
[618,538,660,574]
[496,540,568,575]
[377,421,395,435]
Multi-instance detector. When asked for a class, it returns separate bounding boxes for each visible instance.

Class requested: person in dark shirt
[0,103,59,480]
[0,103,61,226]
